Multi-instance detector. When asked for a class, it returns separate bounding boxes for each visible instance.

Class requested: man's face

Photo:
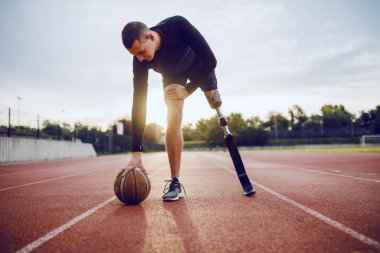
[128,35,156,62]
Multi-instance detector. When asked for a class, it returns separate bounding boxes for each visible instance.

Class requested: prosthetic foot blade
[225,134,255,196]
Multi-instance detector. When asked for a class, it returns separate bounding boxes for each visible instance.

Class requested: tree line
[113,104,380,147]
[1,104,379,152]
[182,104,380,146]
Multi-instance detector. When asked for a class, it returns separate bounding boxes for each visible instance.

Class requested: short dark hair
[121,21,149,49]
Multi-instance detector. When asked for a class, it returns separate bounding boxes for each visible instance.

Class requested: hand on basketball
[118,152,147,177]
[164,84,190,101]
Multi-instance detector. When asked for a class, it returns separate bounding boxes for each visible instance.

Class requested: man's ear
[147,33,155,41]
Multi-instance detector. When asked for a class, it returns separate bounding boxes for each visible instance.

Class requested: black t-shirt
[131,15,217,152]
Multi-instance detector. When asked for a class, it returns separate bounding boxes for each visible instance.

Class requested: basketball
[114,168,151,205]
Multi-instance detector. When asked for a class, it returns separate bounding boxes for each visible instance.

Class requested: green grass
[253,146,380,153]
[184,140,380,153]
[184,141,210,149]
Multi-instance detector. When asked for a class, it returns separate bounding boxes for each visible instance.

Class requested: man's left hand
[164,84,190,101]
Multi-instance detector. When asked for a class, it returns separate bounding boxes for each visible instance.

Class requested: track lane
[0,153,165,190]
[1,151,380,252]
[205,155,380,251]
[203,151,380,243]
[241,151,380,181]
[8,152,379,253]
[0,156,130,190]
[0,154,167,252]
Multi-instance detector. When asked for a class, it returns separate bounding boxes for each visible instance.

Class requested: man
[120,15,219,201]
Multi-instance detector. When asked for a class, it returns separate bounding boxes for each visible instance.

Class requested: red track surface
[0,151,379,253]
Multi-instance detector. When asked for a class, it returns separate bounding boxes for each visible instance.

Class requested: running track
[0,151,379,253]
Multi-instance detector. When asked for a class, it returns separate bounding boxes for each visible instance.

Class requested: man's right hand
[117,152,147,177]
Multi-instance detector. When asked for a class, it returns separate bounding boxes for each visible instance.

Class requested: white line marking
[0,163,92,177]
[207,158,380,251]
[0,168,111,192]
[2,158,166,192]
[13,167,165,253]
[0,158,132,192]
[205,152,380,183]
[14,196,116,253]
[262,162,380,183]
[253,182,380,250]
[0,169,52,177]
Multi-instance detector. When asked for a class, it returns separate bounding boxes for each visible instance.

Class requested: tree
[227,113,246,130]
[119,118,132,136]
[288,105,307,136]
[242,116,268,146]
[321,105,353,136]
[110,117,132,136]
[193,113,268,146]
[201,115,224,146]
[357,105,380,134]
[264,112,289,138]
[182,123,197,141]
[302,114,323,137]
[246,116,263,128]
[74,123,91,142]
[226,113,248,144]
[195,118,210,141]
[358,111,371,132]
[370,105,380,134]
[144,123,164,143]
[41,120,71,140]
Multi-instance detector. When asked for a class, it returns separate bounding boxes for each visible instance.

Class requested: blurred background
[1,0,379,153]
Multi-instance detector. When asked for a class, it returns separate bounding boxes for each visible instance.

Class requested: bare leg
[165,99,184,178]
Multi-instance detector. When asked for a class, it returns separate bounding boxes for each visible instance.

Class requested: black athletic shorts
[162,70,218,93]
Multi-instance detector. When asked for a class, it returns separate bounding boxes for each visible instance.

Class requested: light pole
[61,109,65,127]
[17,96,22,130]
[320,119,324,136]
[61,109,65,140]
[274,117,278,141]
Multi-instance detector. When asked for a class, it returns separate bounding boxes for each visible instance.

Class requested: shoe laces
[163,179,187,196]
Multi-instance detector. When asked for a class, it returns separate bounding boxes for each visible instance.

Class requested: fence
[0,106,106,142]
[0,107,165,154]
[0,107,53,139]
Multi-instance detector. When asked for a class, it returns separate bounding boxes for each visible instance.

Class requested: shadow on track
[110,204,147,253]
[163,200,205,253]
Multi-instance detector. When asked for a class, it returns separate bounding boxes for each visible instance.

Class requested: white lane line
[0,162,95,177]
[207,159,380,251]
[0,155,142,192]
[256,161,380,183]
[0,167,112,192]
[0,169,55,177]
[14,167,165,253]
[253,182,380,250]
[15,196,117,253]
[206,152,380,183]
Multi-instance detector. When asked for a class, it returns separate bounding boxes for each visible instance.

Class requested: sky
[0,0,379,129]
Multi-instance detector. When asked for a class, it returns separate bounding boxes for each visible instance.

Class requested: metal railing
[0,107,65,139]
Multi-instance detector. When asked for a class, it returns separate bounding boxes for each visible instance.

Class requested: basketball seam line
[120,175,126,203]
[140,170,150,199]
[133,169,137,204]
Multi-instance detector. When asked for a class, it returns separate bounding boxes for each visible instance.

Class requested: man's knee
[166,100,183,126]
[166,99,183,114]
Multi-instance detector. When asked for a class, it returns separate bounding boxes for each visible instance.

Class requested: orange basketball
[114,168,151,205]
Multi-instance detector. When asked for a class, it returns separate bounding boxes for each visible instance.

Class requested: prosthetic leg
[204,90,256,196]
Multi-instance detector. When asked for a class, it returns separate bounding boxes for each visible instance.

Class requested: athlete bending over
[120,15,220,201]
